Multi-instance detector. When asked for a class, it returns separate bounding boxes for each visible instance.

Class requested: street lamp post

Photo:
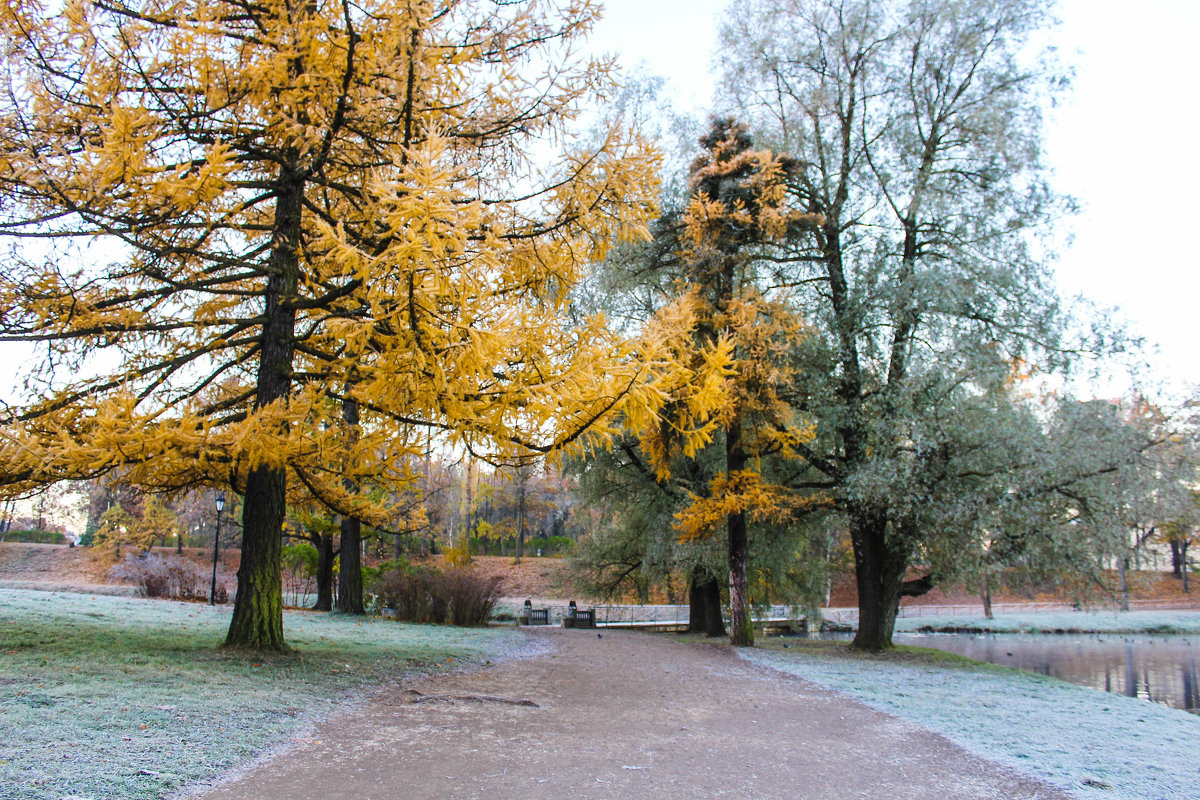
[209,494,225,605]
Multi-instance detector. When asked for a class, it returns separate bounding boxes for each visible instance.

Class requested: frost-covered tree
[716,0,1129,649]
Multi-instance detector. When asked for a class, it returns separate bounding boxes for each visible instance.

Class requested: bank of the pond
[892,609,1200,635]
[745,642,1200,800]
[0,588,524,800]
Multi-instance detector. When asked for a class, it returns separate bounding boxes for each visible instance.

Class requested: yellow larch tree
[0,0,682,649]
[638,118,823,646]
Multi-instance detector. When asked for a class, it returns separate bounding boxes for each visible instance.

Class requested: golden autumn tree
[0,0,671,649]
[637,119,822,646]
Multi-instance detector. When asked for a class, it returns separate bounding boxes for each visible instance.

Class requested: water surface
[894,632,1199,714]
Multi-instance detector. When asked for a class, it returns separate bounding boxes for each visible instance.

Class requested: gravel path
[194,627,1069,800]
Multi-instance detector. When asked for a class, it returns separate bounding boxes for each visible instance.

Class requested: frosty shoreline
[745,637,1200,800]
[890,609,1200,635]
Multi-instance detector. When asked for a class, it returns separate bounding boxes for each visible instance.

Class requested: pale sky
[590,0,1200,402]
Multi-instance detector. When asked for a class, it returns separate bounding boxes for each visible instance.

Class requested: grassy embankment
[747,637,1200,800]
[0,588,523,800]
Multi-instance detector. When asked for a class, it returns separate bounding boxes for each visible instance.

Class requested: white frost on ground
[743,645,1200,800]
[892,609,1200,634]
[0,587,524,800]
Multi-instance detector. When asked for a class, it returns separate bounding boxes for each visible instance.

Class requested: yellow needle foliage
[631,120,822,542]
[0,0,714,647]
[0,0,688,502]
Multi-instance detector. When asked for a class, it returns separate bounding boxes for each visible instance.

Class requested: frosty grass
[745,623,1200,800]
[0,587,523,800]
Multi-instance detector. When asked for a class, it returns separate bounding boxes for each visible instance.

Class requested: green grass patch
[0,587,523,800]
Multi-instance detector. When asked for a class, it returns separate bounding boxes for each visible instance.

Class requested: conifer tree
[638,118,822,646]
[0,0,667,649]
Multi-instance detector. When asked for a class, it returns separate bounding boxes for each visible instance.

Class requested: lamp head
[215,494,226,513]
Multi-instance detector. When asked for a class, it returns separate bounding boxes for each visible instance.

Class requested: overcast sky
[589,0,1200,402]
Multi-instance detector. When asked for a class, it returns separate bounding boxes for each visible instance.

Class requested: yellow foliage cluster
[674,470,834,542]
[0,0,717,530]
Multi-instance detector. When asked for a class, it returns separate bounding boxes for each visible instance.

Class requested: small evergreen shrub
[379,566,502,627]
[109,553,229,601]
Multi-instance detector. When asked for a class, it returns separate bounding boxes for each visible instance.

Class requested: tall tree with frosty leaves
[0,0,676,649]
[718,0,1135,649]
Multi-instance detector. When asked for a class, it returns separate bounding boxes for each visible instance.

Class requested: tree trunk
[1170,540,1183,577]
[313,532,334,611]
[224,166,302,651]
[338,516,364,614]
[1117,555,1130,612]
[980,570,993,619]
[727,509,752,646]
[725,413,753,647]
[688,567,726,637]
[337,396,365,614]
[1182,541,1190,594]
[849,507,909,651]
[514,475,526,565]
[226,465,286,649]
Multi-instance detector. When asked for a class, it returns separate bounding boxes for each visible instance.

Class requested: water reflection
[892,632,1199,714]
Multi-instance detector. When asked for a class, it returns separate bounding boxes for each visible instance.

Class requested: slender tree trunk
[313,532,334,611]
[980,570,993,619]
[1117,555,1130,612]
[225,165,302,651]
[514,475,526,565]
[394,519,406,561]
[1182,542,1190,594]
[1170,540,1183,577]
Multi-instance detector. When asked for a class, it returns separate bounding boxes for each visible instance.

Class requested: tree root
[396,689,539,708]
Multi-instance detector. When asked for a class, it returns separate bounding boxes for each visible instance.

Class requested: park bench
[520,601,550,625]
[563,602,595,629]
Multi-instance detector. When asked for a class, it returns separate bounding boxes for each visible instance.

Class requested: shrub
[281,543,317,607]
[444,541,473,567]
[109,553,229,602]
[378,566,502,627]
[363,558,408,597]
[2,528,70,545]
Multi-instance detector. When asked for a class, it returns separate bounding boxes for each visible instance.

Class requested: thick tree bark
[338,516,364,614]
[849,507,909,651]
[338,395,365,615]
[225,166,302,651]
[726,415,753,647]
[688,567,726,637]
[727,511,752,646]
[227,464,287,649]
[313,532,335,611]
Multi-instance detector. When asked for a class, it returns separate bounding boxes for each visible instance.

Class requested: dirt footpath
[194,628,1068,800]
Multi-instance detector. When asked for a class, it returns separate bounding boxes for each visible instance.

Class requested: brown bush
[379,566,502,626]
[110,552,230,602]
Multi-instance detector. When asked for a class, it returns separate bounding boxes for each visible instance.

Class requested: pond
[893,632,1200,714]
